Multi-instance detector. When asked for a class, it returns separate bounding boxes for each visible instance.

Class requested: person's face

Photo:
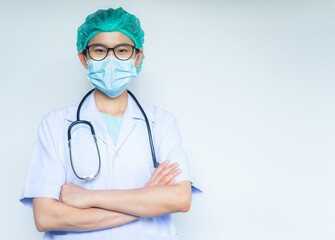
[78,31,144,69]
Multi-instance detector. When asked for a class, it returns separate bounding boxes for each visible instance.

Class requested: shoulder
[39,103,78,128]
[141,104,177,128]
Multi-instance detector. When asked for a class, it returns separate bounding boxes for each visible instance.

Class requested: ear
[78,51,88,69]
[135,49,144,68]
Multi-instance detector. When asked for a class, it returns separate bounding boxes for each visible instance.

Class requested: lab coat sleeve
[20,113,66,208]
[155,113,202,198]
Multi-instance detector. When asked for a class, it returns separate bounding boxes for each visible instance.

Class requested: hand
[145,160,181,188]
[60,182,92,209]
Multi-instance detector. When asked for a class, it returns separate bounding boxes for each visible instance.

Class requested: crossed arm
[33,161,192,232]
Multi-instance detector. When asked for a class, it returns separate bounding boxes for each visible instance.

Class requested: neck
[94,88,128,117]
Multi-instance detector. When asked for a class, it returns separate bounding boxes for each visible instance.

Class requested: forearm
[33,198,138,232]
[89,181,191,217]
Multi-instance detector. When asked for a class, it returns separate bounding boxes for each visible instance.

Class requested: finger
[145,161,169,187]
[167,178,176,186]
[159,168,181,185]
[159,162,179,178]
[149,160,169,183]
[152,162,179,185]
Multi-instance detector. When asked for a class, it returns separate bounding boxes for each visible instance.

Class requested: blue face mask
[86,55,137,98]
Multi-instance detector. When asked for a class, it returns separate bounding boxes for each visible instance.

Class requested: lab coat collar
[79,89,144,151]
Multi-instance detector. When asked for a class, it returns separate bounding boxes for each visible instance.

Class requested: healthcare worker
[20,7,201,240]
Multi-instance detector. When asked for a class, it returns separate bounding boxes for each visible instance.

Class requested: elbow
[36,223,45,233]
[168,192,191,214]
[174,181,192,213]
[33,211,50,232]
[176,190,191,212]
[34,207,53,232]
[33,198,58,232]
[180,197,191,212]
[34,214,47,232]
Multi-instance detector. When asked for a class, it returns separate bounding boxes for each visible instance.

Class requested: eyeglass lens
[88,44,134,61]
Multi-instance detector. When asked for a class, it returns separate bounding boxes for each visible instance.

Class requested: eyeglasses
[85,43,139,61]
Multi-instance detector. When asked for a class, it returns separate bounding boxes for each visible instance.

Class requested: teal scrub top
[101,112,123,146]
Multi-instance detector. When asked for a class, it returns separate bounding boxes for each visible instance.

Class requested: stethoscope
[67,89,159,180]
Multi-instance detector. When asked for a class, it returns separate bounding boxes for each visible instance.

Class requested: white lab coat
[20,90,202,240]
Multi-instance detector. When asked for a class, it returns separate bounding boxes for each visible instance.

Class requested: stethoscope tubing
[67,89,159,181]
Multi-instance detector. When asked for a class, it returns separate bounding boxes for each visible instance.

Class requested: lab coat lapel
[78,89,143,150]
[115,94,141,152]
[79,90,113,146]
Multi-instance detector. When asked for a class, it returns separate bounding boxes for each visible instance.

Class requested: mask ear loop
[133,46,141,62]
[133,52,138,62]
[83,50,89,65]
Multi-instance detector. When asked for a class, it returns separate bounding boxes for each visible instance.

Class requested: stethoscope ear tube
[76,89,96,121]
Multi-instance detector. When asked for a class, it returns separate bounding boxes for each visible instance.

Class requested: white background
[0,0,334,239]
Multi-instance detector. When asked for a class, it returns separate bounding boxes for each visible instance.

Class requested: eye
[116,47,130,55]
[90,45,107,55]
[95,49,105,53]
[93,48,106,53]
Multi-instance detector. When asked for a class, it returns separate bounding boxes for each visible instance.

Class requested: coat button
[115,152,120,158]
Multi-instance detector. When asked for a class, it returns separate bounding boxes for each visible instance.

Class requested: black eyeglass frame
[84,43,140,61]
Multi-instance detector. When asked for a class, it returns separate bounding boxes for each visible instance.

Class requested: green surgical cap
[77,7,145,72]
